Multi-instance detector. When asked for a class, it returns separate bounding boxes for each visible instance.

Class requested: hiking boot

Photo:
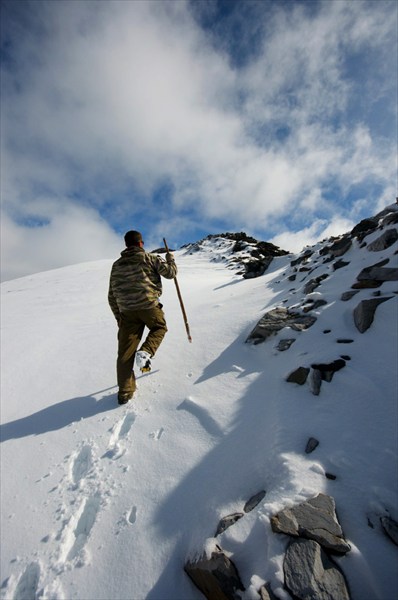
[118,392,133,405]
[136,350,152,373]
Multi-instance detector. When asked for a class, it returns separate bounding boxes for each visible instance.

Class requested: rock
[351,218,378,238]
[380,516,398,546]
[305,438,319,454]
[259,582,278,600]
[243,257,273,279]
[336,339,354,343]
[328,236,352,258]
[367,228,398,252]
[276,338,296,351]
[303,299,327,312]
[286,367,310,385]
[271,494,351,554]
[184,546,245,600]
[357,266,398,282]
[215,513,244,536]
[353,297,393,333]
[303,274,329,294]
[310,359,346,382]
[309,368,322,395]
[244,490,266,513]
[351,279,383,289]
[283,538,350,600]
[333,259,350,270]
[291,250,313,267]
[325,472,337,480]
[341,290,360,301]
[246,308,316,345]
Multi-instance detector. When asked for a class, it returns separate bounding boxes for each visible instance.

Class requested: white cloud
[1,0,396,279]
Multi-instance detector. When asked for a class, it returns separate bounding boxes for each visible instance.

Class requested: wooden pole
[163,238,192,343]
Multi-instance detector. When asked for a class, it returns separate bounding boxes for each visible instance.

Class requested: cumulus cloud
[1,0,396,279]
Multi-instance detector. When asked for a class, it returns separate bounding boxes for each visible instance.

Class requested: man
[108,230,177,405]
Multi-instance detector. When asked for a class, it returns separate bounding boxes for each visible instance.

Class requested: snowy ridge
[1,207,397,600]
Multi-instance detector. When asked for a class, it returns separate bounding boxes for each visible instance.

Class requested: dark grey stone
[309,368,322,396]
[305,438,320,454]
[380,516,398,546]
[341,290,360,301]
[215,513,244,536]
[276,338,296,351]
[303,274,329,294]
[286,367,310,385]
[271,494,351,554]
[353,297,393,333]
[184,546,245,600]
[367,228,398,252]
[303,299,328,312]
[333,260,350,270]
[244,490,266,513]
[246,308,316,345]
[284,538,350,600]
[259,582,278,600]
[310,359,346,382]
[329,237,352,258]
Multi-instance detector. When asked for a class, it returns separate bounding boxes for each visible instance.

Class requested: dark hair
[124,230,143,247]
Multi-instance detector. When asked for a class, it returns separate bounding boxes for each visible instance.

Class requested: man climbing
[108,230,177,405]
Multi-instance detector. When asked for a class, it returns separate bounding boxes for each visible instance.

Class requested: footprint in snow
[69,444,93,488]
[12,562,40,600]
[58,494,101,566]
[149,428,164,440]
[128,506,137,524]
[102,412,136,460]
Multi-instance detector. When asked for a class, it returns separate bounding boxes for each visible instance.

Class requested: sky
[1,0,397,281]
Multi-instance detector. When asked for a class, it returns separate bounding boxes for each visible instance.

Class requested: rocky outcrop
[246,307,316,345]
[271,494,351,554]
[353,297,393,333]
[284,538,350,600]
[184,546,245,600]
[367,228,398,252]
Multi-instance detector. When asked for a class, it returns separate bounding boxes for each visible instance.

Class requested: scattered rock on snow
[380,516,398,546]
[244,490,266,513]
[310,359,346,382]
[246,308,316,345]
[305,438,320,454]
[215,513,244,536]
[259,582,278,600]
[184,546,245,600]
[286,367,310,385]
[341,290,359,301]
[309,368,322,396]
[283,538,350,600]
[276,338,296,351]
[353,297,393,333]
[367,228,398,252]
[270,494,351,554]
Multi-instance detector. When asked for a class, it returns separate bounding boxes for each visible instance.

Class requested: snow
[1,223,397,600]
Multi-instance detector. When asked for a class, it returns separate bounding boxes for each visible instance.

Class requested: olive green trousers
[117,305,168,395]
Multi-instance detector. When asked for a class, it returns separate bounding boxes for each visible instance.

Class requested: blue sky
[1,0,397,280]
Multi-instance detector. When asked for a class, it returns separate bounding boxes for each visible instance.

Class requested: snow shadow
[0,390,117,442]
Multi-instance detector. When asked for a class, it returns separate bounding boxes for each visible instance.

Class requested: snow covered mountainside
[1,205,397,600]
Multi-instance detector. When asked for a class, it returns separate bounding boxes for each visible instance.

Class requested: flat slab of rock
[271,494,351,554]
[244,490,266,513]
[216,513,243,536]
[246,308,316,345]
[286,367,310,385]
[185,547,245,600]
[353,297,393,333]
[380,516,398,545]
[284,538,350,600]
[367,228,398,252]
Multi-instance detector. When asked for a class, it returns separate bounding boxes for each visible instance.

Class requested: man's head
[124,230,143,248]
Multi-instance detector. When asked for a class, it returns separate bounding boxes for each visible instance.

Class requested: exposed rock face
[284,538,350,600]
[303,274,329,294]
[353,297,393,333]
[367,228,398,252]
[270,494,351,554]
[351,218,378,238]
[246,308,317,345]
[184,547,245,600]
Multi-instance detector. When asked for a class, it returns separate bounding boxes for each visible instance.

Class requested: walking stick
[163,238,192,343]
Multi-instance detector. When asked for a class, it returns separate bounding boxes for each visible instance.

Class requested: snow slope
[1,218,397,600]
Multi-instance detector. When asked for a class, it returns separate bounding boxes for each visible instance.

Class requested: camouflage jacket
[108,247,177,318]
